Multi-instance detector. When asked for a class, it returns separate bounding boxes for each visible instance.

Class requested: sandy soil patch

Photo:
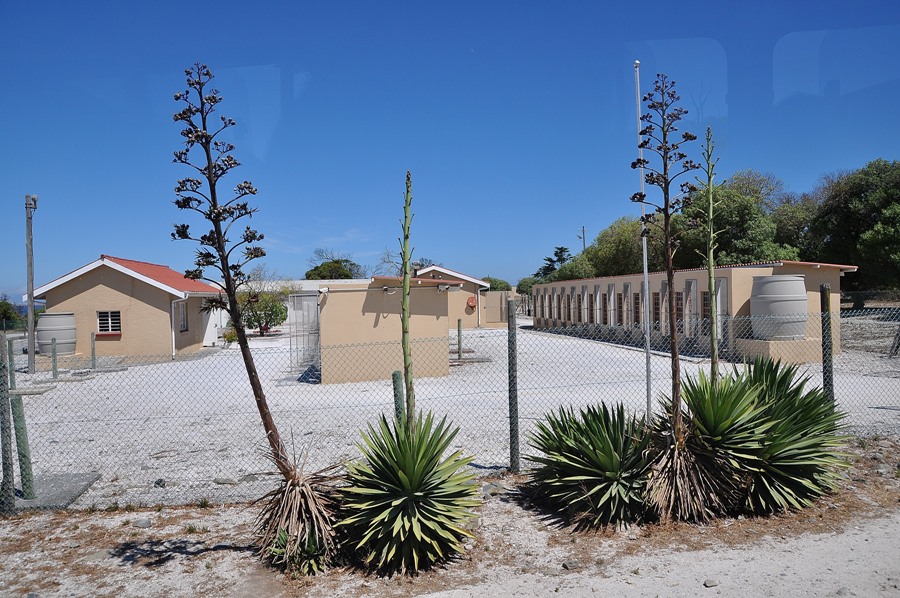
[1,437,898,597]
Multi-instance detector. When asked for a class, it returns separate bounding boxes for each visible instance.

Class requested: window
[565,294,572,322]
[98,311,121,333]
[601,293,609,326]
[675,291,685,333]
[179,302,188,332]
[701,290,711,335]
[576,293,582,323]
[588,293,595,324]
[616,293,624,326]
[652,292,661,331]
[633,293,641,329]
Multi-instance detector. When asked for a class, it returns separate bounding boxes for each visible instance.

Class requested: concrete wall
[317,281,450,383]
[41,265,206,357]
[532,263,848,364]
[481,291,509,328]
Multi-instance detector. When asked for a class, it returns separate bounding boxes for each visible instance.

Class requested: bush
[527,403,650,529]
[739,357,847,514]
[339,412,479,574]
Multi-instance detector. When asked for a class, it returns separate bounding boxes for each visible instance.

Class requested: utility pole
[25,194,38,374]
[577,226,587,253]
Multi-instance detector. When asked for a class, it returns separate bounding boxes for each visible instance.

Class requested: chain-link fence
[2,308,899,509]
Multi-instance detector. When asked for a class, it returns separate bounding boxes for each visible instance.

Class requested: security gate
[288,292,320,374]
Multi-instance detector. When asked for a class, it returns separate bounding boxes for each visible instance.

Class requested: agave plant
[339,412,479,575]
[254,453,342,575]
[740,357,847,514]
[647,371,769,522]
[527,403,650,529]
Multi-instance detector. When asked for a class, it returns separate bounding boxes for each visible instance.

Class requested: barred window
[98,311,121,333]
[601,293,609,326]
[179,302,188,332]
[633,293,641,328]
[616,293,624,326]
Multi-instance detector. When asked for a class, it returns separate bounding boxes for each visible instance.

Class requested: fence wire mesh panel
[2,308,898,509]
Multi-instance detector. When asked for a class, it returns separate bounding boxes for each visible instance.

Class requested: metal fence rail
[1,308,898,509]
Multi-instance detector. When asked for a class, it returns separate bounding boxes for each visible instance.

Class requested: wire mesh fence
[1,308,898,509]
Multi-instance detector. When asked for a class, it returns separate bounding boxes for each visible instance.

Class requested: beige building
[414,265,491,328]
[533,260,857,363]
[297,276,453,384]
[33,255,221,358]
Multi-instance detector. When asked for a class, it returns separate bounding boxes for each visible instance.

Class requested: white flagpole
[634,60,653,420]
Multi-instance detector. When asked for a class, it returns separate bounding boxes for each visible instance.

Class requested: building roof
[414,265,490,288]
[531,260,859,289]
[33,255,221,300]
[370,276,463,289]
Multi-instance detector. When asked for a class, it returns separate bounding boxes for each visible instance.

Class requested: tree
[553,254,596,281]
[374,248,440,277]
[307,248,368,278]
[583,217,665,277]
[724,169,787,212]
[515,276,537,296]
[675,188,800,269]
[631,73,699,521]
[171,64,337,572]
[631,72,698,433]
[534,246,572,280]
[808,159,900,289]
[0,294,20,329]
[858,202,900,287]
[482,276,512,291]
[170,64,297,484]
[305,260,355,280]
[771,192,820,255]
[240,292,288,335]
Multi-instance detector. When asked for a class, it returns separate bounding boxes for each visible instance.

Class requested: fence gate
[288,292,320,375]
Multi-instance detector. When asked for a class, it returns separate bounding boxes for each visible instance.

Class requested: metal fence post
[507,298,520,473]
[10,395,34,499]
[91,332,96,370]
[820,284,835,403]
[457,318,463,360]
[51,337,58,379]
[6,338,14,391]
[0,334,15,514]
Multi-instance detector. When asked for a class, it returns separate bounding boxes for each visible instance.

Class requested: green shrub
[527,403,650,529]
[222,328,238,343]
[739,357,847,514]
[680,370,769,513]
[339,412,479,574]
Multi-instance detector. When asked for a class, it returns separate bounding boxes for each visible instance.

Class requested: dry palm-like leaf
[645,422,728,524]
[254,449,342,575]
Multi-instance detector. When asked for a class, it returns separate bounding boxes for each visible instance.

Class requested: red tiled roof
[101,255,220,293]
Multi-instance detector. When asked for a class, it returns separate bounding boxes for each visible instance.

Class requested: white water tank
[36,312,77,355]
[750,276,808,340]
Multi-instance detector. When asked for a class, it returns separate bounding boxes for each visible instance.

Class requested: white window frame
[98,310,121,333]
[179,302,188,332]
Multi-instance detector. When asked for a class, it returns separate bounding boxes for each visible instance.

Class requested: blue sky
[2,1,899,299]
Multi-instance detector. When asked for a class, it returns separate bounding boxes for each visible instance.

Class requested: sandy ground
[2,318,899,596]
[1,436,898,597]
[4,323,898,509]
